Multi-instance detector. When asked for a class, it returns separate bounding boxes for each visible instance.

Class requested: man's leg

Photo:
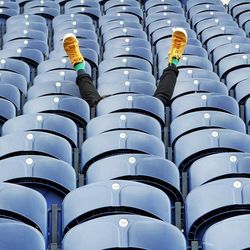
[63,33,102,108]
[154,28,188,106]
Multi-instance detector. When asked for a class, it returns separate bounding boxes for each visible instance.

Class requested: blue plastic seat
[86,112,162,139]
[232,3,250,20]
[245,20,250,35]
[81,130,165,168]
[0,222,45,250]
[37,58,92,76]
[191,12,233,30]
[2,113,78,147]
[98,57,152,74]
[7,14,47,26]
[0,182,47,240]
[64,6,100,20]
[63,180,171,233]
[189,152,250,190]
[144,0,181,11]
[148,19,190,37]
[186,178,250,242]
[171,93,239,121]
[186,0,223,13]
[0,48,44,67]
[228,0,250,13]
[0,2,19,12]
[225,67,250,91]
[152,27,197,45]
[174,129,250,171]
[177,68,220,81]
[102,27,148,44]
[235,78,250,104]
[0,84,20,110]
[170,111,246,145]
[97,68,156,86]
[0,131,72,164]
[104,37,151,50]
[238,11,250,28]
[147,5,184,16]
[203,214,250,250]
[104,0,140,11]
[0,58,30,82]
[52,14,93,29]
[64,0,100,10]
[62,214,186,250]
[188,4,225,20]
[85,153,182,203]
[103,46,153,64]
[54,21,95,34]
[96,93,165,126]
[218,53,250,79]
[105,6,143,20]
[99,14,140,27]
[0,8,18,19]
[196,18,238,36]
[3,40,49,59]
[213,43,250,65]
[200,26,246,45]
[97,79,156,96]
[206,35,250,55]
[23,95,90,127]
[33,70,76,85]
[101,20,142,34]
[171,79,228,101]
[0,99,16,125]
[27,82,81,100]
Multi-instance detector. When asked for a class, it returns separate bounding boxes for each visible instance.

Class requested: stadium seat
[23,95,90,127]
[0,131,72,164]
[174,129,250,171]
[81,130,165,168]
[0,182,47,240]
[96,94,165,126]
[86,112,162,139]
[189,152,250,190]
[0,99,16,125]
[62,214,186,250]
[235,78,250,104]
[144,0,181,11]
[0,84,21,111]
[62,180,172,233]
[171,93,239,121]
[104,0,140,11]
[2,113,78,147]
[0,222,45,250]
[202,214,250,250]
[105,6,143,20]
[186,178,250,243]
[170,111,246,145]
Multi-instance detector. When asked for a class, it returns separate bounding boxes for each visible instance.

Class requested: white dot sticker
[201,95,207,100]
[81,7,85,11]
[25,21,29,26]
[221,27,225,31]
[124,70,129,75]
[73,29,77,34]
[194,80,199,85]
[56,82,61,87]
[73,21,77,26]
[164,6,167,10]
[122,6,126,10]
[214,19,219,23]
[228,36,232,41]
[60,71,65,76]
[120,21,124,25]
[27,134,33,140]
[112,183,120,190]
[235,44,240,49]
[117,13,121,16]
[26,158,33,165]
[210,11,214,15]
[125,47,130,52]
[119,219,128,227]
[0,9,3,13]
[167,20,171,24]
[234,181,241,188]
[212,131,218,137]
[188,70,192,74]
[24,40,28,45]
[122,58,127,63]
[36,115,43,121]
[17,48,22,53]
[204,113,210,119]
[23,30,28,34]
[163,12,167,16]
[54,97,59,103]
[125,38,129,43]
[127,96,133,101]
[25,14,29,19]
[120,133,126,139]
[129,157,136,164]
[230,156,237,162]
[125,81,130,86]
[123,28,127,33]
[206,4,210,8]
[120,115,126,120]
[183,56,187,61]
[243,55,247,60]
[0,59,5,64]
[40,7,44,12]
[71,14,74,18]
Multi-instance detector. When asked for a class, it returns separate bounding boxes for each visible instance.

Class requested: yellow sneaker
[63,33,84,66]
[168,27,188,64]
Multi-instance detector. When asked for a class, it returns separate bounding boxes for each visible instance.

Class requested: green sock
[74,61,85,71]
[169,57,179,66]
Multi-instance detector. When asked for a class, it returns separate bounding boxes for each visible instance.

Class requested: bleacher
[0,0,250,249]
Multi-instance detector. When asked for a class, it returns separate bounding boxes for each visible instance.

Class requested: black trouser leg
[154,65,179,106]
[76,69,102,108]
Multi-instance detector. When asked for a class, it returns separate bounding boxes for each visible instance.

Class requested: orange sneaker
[63,33,84,66]
[168,27,188,64]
